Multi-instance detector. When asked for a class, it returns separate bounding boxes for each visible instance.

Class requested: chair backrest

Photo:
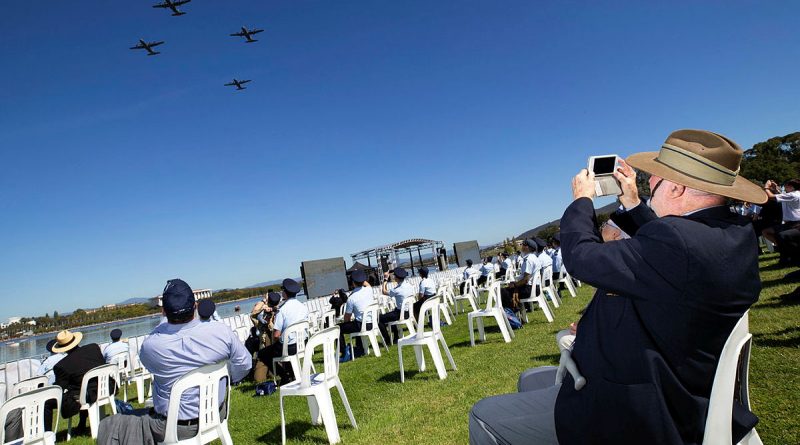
[280,320,310,357]
[485,282,501,310]
[0,385,61,445]
[543,265,553,285]
[702,311,754,444]
[416,296,442,338]
[11,375,49,397]
[163,361,230,445]
[0,358,42,401]
[79,364,118,406]
[299,327,340,389]
[398,296,417,322]
[359,304,380,331]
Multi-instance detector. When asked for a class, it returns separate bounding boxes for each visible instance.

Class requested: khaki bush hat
[626,129,767,204]
[51,330,83,353]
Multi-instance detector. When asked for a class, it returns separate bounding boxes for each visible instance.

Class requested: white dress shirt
[418,277,437,297]
[775,190,800,221]
[389,281,415,309]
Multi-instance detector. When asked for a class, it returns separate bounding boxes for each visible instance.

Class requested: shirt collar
[682,204,727,216]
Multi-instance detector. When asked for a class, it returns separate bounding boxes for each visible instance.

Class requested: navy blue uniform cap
[197,299,216,319]
[351,270,367,284]
[393,268,408,279]
[282,278,301,294]
[110,329,122,341]
[162,279,196,317]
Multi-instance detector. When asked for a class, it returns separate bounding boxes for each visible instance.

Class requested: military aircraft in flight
[130,39,164,56]
[230,26,264,43]
[152,0,191,16]
[224,79,251,90]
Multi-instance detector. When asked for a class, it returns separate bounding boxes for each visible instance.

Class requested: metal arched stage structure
[350,238,445,278]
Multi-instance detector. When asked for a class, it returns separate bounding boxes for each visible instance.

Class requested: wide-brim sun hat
[52,330,83,353]
[626,129,767,204]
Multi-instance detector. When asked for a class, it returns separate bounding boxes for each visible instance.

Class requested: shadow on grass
[753,326,800,348]
[758,292,800,309]
[378,369,432,383]
[531,353,560,363]
[259,420,355,444]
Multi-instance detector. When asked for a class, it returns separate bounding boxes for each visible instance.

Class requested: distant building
[102,304,117,309]
[26,320,36,326]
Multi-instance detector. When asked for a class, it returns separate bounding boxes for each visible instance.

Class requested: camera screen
[592,156,617,175]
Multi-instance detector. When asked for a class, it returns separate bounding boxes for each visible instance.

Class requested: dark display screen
[592,156,617,174]
[301,257,348,299]
[453,240,481,266]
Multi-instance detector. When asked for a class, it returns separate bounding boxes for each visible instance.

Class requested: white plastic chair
[272,320,311,384]
[397,297,457,382]
[348,304,389,358]
[556,269,578,298]
[702,311,763,445]
[468,282,514,346]
[109,352,130,402]
[0,385,61,445]
[518,271,555,323]
[385,296,417,344]
[453,276,479,314]
[280,326,357,445]
[435,286,455,325]
[67,363,118,440]
[158,361,233,445]
[542,266,563,307]
[127,335,153,404]
[11,376,49,397]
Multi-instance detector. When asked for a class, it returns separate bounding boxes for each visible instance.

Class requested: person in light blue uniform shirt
[549,234,563,276]
[102,329,129,364]
[460,259,480,294]
[534,237,553,289]
[338,269,375,362]
[256,278,309,384]
[413,267,437,321]
[97,278,251,445]
[478,257,494,286]
[37,339,66,385]
[378,268,414,343]
[500,239,538,310]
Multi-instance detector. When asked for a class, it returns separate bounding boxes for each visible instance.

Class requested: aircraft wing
[251,29,264,34]
[149,41,164,47]
[239,80,251,84]
[174,0,191,5]
[152,3,169,8]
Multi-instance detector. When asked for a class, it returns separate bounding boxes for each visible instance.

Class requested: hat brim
[626,151,767,204]
[51,332,83,353]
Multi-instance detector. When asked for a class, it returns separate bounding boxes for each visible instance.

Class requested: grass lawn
[62,253,798,444]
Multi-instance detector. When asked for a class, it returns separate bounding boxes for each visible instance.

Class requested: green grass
[62,253,799,444]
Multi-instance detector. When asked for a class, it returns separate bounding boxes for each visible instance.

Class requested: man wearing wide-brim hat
[51,329,107,435]
[470,130,765,444]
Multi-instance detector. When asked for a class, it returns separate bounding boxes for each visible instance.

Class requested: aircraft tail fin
[148,51,161,56]
[172,12,186,16]
[246,39,258,43]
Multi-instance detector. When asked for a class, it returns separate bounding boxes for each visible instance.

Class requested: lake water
[0,296,269,364]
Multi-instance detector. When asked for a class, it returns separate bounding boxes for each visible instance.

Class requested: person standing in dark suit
[51,329,107,435]
[470,129,767,444]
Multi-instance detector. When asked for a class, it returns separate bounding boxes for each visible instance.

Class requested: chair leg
[414,345,426,372]
[280,395,287,445]
[317,390,340,444]
[398,343,405,383]
[335,381,358,429]
[427,341,447,380]
[538,296,554,323]
[308,394,322,425]
[468,314,475,346]
[67,417,72,441]
[368,333,382,357]
[477,317,485,342]
[439,335,457,371]
[495,311,512,343]
[378,330,389,352]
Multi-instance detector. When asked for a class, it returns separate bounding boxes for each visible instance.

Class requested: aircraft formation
[129,0,258,91]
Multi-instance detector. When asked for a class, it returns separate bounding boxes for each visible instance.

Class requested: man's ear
[668,182,687,198]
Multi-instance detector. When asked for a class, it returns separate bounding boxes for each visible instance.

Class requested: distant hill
[117,297,151,306]
[517,201,619,239]
[246,278,300,289]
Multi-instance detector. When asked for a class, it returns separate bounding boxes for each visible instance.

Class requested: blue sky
[1,1,798,320]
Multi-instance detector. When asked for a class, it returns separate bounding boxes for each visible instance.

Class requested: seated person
[37,339,66,385]
[477,257,494,286]
[378,268,414,342]
[50,330,107,435]
[97,278,251,444]
[412,267,437,321]
[533,238,553,288]
[329,288,349,318]
[256,279,309,384]
[500,239,539,310]
[470,129,763,444]
[763,178,800,262]
[548,235,563,279]
[337,270,374,362]
[249,292,282,377]
[496,253,512,279]
[197,299,221,322]
[459,259,480,294]
[103,329,129,364]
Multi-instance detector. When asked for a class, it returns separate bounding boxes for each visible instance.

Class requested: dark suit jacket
[53,343,106,417]
[555,198,760,445]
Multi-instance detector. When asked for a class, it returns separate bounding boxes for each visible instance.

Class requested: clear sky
[1,1,798,320]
